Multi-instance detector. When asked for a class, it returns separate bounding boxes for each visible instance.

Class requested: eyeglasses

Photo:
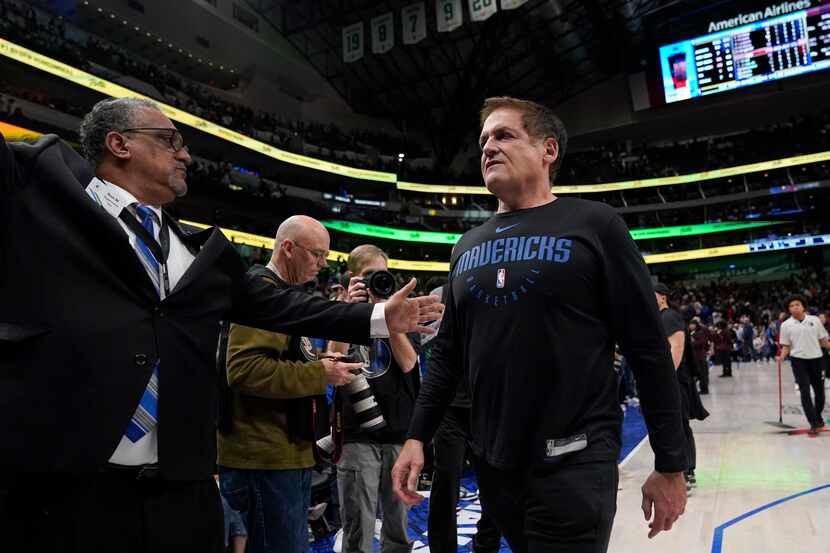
[119,127,187,152]
[292,241,329,261]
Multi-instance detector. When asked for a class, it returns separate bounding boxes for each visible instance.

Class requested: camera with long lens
[343,367,386,431]
[316,357,387,461]
[363,269,397,299]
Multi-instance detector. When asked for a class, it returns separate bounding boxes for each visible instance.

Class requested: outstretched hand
[384,278,444,335]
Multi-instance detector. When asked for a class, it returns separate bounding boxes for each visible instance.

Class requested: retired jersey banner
[436,0,463,32]
[401,2,427,44]
[500,0,528,9]
[342,22,364,63]
[371,13,395,54]
[468,0,497,21]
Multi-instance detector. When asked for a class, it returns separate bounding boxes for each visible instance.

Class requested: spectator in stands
[763,322,778,362]
[752,327,765,360]
[713,320,736,377]
[778,295,830,433]
[689,317,711,394]
[741,317,755,362]
[217,216,363,553]
[0,96,21,122]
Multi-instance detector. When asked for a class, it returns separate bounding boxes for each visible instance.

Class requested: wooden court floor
[609,360,829,553]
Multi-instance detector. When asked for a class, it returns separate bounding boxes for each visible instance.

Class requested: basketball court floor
[315,359,828,552]
[610,359,829,553]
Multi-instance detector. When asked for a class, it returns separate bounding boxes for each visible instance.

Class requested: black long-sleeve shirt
[408,198,688,473]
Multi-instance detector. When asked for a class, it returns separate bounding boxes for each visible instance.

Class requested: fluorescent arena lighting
[3,121,817,272]
[0,39,395,183]
[179,220,830,272]
[320,220,784,244]
[2,37,829,194]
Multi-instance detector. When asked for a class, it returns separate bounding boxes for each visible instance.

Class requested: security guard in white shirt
[778,295,830,432]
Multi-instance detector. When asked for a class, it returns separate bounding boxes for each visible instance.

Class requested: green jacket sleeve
[226,323,327,399]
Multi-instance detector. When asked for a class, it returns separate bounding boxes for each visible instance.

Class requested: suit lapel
[168,223,228,296]
[34,138,160,304]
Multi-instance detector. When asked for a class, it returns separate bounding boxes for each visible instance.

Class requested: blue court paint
[710,483,830,553]
[620,405,646,461]
[312,405,649,552]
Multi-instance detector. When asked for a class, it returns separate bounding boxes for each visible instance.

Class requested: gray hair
[79,97,160,168]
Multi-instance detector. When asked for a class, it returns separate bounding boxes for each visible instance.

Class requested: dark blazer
[0,134,372,480]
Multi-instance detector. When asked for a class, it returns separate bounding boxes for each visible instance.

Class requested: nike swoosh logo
[495,224,518,233]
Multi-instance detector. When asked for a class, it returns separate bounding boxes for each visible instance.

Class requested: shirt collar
[86,177,163,224]
[266,260,289,284]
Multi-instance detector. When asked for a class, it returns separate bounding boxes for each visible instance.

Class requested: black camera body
[363,269,397,299]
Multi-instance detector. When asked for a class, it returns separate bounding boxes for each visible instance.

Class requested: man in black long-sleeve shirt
[425,286,501,553]
[392,96,688,553]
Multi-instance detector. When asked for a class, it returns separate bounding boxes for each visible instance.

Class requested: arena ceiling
[243,0,665,162]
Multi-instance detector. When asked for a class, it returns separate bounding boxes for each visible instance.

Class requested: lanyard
[118,209,171,297]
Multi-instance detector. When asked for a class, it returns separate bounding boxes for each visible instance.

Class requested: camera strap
[330,387,345,464]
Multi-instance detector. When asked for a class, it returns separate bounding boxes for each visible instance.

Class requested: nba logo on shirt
[496,268,506,289]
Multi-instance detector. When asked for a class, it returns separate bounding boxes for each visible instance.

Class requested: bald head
[272,215,331,285]
[274,215,327,245]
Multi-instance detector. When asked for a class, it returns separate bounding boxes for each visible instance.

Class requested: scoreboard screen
[658,2,830,103]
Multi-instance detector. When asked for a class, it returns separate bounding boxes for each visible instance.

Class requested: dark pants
[429,407,501,553]
[791,357,826,428]
[717,351,732,376]
[618,358,637,401]
[7,470,223,553]
[679,385,696,472]
[696,356,709,394]
[684,423,697,472]
[741,342,753,362]
[475,458,618,553]
[219,466,312,553]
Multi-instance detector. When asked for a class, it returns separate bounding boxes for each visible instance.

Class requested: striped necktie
[127,204,170,295]
[124,204,166,443]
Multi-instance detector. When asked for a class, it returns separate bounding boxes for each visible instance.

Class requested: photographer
[328,245,421,553]
[217,216,363,553]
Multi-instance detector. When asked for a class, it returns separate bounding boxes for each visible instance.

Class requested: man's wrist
[370,303,389,338]
[654,457,688,474]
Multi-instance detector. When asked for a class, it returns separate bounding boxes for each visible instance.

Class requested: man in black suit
[0,97,442,552]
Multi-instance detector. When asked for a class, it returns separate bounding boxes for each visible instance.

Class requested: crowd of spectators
[0,0,426,166]
[3,80,826,252]
[5,0,830,189]
[671,271,829,326]
[558,110,830,186]
[3,0,830,253]
[616,270,830,412]
[667,272,830,366]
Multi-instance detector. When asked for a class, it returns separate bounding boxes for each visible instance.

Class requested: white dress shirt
[264,261,390,336]
[85,181,389,465]
[86,177,196,465]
